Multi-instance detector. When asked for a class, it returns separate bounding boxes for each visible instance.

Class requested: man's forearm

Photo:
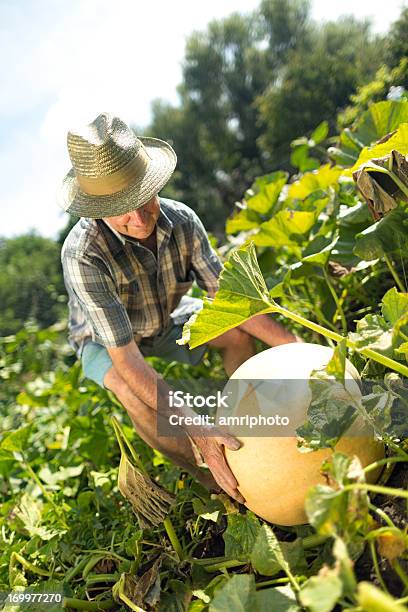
[239,313,299,346]
[108,342,199,421]
[108,342,164,410]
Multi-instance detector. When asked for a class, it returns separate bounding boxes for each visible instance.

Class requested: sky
[0,0,406,239]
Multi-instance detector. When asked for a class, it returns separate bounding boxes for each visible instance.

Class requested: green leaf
[296,342,358,449]
[332,537,357,599]
[12,493,64,541]
[299,574,342,612]
[256,585,300,612]
[246,171,288,215]
[301,234,339,267]
[335,100,408,168]
[1,425,32,453]
[382,287,408,326]
[305,454,371,551]
[223,512,261,561]
[348,314,394,357]
[177,243,273,348]
[209,574,257,612]
[311,121,329,145]
[348,123,408,174]
[226,207,262,235]
[251,526,306,577]
[305,485,346,536]
[288,165,342,200]
[356,101,408,149]
[353,207,408,258]
[290,145,320,172]
[253,211,318,249]
[332,203,373,266]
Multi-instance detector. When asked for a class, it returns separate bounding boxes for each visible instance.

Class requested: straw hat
[59,112,177,218]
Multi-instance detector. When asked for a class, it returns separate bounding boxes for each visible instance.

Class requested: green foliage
[147,1,390,233]
[338,59,408,129]
[0,234,66,336]
[256,17,384,165]
[385,7,408,69]
[3,8,408,609]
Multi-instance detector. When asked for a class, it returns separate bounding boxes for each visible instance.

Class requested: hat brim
[58,137,177,218]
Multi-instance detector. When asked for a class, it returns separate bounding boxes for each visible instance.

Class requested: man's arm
[107,341,245,503]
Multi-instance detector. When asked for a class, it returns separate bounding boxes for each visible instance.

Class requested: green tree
[385,7,408,68]
[148,1,313,232]
[148,3,387,232]
[256,17,385,163]
[0,234,66,336]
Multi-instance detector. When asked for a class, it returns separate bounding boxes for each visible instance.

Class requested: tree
[147,3,387,233]
[0,234,66,336]
[385,7,408,69]
[256,17,385,164]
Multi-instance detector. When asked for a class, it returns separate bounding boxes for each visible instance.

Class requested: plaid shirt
[61,198,222,356]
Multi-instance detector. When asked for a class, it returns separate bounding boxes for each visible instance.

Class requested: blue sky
[0,0,406,239]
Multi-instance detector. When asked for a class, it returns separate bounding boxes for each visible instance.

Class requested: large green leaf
[348,314,394,357]
[223,512,261,561]
[331,100,408,167]
[11,493,64,541]
[296,341,359,449]
[331,202,373,266]
[348,123,408,174]
[305,485,346,536]
[299,574,342,612]
[301,234,339,267]
[177,243,272,348]
[305,453,372,555]
[356,100,408,147]
[353,206,408,259]
[253,210,318,248]
[226,207,262,235]
[382,287,408,326]
[311,121,329,145]
[288,165,342,200]
[0,425,32,453]
[256,586,300,612]
[209,575,257,612]
[245,171,288,215]
[250,526,305,577]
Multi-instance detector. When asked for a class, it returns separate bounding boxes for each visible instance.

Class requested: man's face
[103,195,160,240]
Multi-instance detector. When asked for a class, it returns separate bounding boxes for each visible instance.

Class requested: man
[60,113,298,503]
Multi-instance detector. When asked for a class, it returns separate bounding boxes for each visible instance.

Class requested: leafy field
[1,98,408,611]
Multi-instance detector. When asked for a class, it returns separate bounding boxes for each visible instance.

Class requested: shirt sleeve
[63,254,134,348]
[190,213,223,294]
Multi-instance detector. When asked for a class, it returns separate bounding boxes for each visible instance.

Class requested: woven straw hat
[59,113,177,218]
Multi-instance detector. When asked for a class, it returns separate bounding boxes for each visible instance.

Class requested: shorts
[81,295,207,388]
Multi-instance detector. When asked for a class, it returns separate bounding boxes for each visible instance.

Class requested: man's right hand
[187,426,245,504]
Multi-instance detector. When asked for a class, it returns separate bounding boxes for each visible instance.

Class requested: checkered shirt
[61,198,222,356]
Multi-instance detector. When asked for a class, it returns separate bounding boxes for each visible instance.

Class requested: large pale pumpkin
[223,343,384,526]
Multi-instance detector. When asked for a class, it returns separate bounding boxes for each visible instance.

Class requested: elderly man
[60,113,298,502]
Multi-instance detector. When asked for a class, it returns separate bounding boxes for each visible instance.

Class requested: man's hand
[186,426,245,504]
